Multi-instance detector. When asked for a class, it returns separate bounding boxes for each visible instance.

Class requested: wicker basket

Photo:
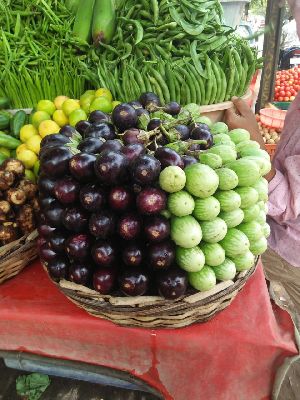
[0,230,38,284]
[44,259,258,328]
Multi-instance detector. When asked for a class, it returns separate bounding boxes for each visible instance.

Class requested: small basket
[44,259,258,329]
[259,108,286,130]
[265,144,277,161]
[0,230,38,284]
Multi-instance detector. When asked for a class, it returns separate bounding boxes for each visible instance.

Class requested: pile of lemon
[17,88,119,180]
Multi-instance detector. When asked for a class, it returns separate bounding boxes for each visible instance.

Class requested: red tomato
[278,96,284,101]
[279,90,285,96]
[286,90,292,97]
[284,96,290,101]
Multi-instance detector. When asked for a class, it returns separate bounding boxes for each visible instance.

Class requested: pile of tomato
[274,67,300,102]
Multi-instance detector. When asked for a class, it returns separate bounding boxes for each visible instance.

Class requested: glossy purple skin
[144,215,170,243]
[174,124,190,141]
[38,224,56,239]
[62,207,88,232]
[147,240,175,270]
[128,101,143,109]
[48,230,67,253]
[94,151,128,184]
[69,263,91,285]
[40,134,70,148]
[112,103,138,132]
[123,129,143,145]
[59,125,76,137]
[89,211,116,239]
[139,92,161,108]
[118,213,141,240]
[100,139,123,153]
[47,258,68,280]
[190,124,213,149]
[147,119,161,131]
[136,188,167,215]
[93,268,116,294]
[43,201,65,228]
[122,242,143,267]
[38,174,56,196]
[88,110,109,124]
[122,143,146,164]
[77,137,105,154]
[182,155,198,168]
[135,108,149,119]
[54,177,80,205]
[156,268,188,299]
[130,154,161,185]
[40,146,72,178]
[69,153,96,182]
[118,268,149,296]
[92,240,117,267]
[80,184,106,212]
[39,196,56,210]
[108,186,134,212]
[39,243,59,264]
[75,120,91,135]
[154,147,184,169]
[85,122,116,140]
[65,234,91,261]
[164,101,181,116]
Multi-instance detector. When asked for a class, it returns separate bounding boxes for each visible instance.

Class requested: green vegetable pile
[0,0,87,108]
[85,0,261,105]
[159,121,270,292]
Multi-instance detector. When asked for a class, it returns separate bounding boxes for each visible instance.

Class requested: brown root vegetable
[6,188,27,205]
[0,170,15,191]
[29,197,40,215]
[0,222,19,244]
[16,204,35,235]
[17,179,37,200]
[2,158,25,178]
[0,200,11,214]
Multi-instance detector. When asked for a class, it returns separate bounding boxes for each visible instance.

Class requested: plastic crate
[259,108,286,130]
[272,102,291,111]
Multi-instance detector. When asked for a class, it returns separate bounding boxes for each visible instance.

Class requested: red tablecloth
[0,261,297,400]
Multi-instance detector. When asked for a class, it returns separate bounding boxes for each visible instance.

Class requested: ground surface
[0,360,159,400]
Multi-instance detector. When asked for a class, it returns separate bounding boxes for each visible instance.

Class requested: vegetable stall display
[37,91,271,299]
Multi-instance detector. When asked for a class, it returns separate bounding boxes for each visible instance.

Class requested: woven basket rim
[48,258,258,307]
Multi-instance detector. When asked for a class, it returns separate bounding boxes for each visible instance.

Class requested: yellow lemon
[39,120,60,138]
[69,109,87,127]
[0,147,10,158]
[20,124,38,143]
[16,143,28,155]
[31,111,51,128]
[95,88,113,102]
[62,99,80,116]
[34,160,40,177]
[37,100,56,116]
[112,100,121,110]
[26,135,42,155]
[25,169,36,183]
[90,96,113,113]
[54,95,69,110]
[53,110,69,127]
[17,149,38,169]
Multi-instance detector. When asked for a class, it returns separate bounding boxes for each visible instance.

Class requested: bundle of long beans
[0,0,88,108]
[83,0,262,105]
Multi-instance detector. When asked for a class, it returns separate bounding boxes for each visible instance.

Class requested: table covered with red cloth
[0,260,297,400]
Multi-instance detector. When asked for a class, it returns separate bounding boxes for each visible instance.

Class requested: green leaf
[16,373,50,400]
